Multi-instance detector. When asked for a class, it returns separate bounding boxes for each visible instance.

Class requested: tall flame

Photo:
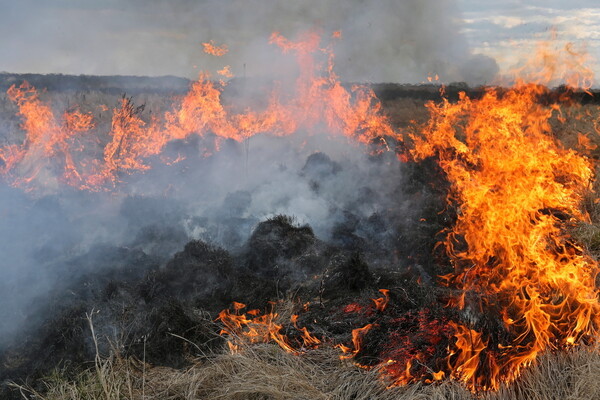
[4,30,599,392]
[218,40,600,392]
[410,44,600,389]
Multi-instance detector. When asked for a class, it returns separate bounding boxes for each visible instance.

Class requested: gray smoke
[0,129,408,346]
[0,0,498,85]
[0,0,494,351]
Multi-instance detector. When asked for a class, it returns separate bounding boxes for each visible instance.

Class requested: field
[2,74,600,399]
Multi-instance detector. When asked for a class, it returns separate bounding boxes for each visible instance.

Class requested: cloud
[458,0,600,84]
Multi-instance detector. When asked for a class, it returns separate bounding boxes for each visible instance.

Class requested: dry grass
[380,97,430,129]
[11,341,600,400]
[496,347,600,400]
[11,307,600,400]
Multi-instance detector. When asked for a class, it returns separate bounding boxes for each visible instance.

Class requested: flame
[372,289,390,312]
[218,302,320,354]
[2,82,95,189]
[577,132,597,152]
[202,40,228,56]
[291,314,322,347]
[410,43,600,390]
[508,34,594,91]
[214,39,598,391]
[206,37,600,393]
[6,30,598,393]
[0,32,395,191]
[338,323,374,360]
[217,65,234,78]
[99,96,163,185]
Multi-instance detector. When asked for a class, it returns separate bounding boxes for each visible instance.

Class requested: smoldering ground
[0,122,423,346]
[0,114,455,400]
[0,22,446,350]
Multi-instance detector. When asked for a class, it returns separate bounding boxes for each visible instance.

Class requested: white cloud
[464,15,526,29]
[459,0,600,85]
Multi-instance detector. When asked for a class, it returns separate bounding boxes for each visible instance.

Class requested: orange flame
[218,303,320,354]
[217,65,234,78]
[507,34,594,91]
[99,96,163,184]
[208,37,600,393]
[0,32,395,191]
[202,40,228,56]
[7,32,599,393]
[410,44,600,390]
[2,82,95,189]
[372,289,390,312]
[338,323,374,360]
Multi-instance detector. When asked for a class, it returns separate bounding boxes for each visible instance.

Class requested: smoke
[0,0,498,85]
[0,53,414,347]
[0,0,490,358]
[0,128,411,347]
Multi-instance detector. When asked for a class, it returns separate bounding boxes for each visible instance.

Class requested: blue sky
[1,1,598,85]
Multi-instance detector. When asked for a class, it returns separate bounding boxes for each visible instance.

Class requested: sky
[0,0,598,85]
[459,0,600,80]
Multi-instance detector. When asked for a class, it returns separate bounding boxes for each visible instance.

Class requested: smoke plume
[0,0,498,84]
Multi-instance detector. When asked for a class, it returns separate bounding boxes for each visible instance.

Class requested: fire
[267,31,396,145]
[217,65,234,78]
[410,44,600,390]
[372,289,390,312]
[214,39,600,392]
[99,96,163,185]
[0,32,395,191]
[2,82,95,189]
[202,40,228,56]
[336,323,374,361]
[217,302,321,354]
[508,34,594,91]
[4,28,599,393]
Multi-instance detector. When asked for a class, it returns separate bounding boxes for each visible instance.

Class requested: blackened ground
[0,154,455,399]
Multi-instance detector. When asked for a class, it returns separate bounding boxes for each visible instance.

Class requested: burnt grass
[0,148,461,399]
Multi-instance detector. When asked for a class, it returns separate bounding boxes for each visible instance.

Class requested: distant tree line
[0,73,191,95]
[0,73,598,104]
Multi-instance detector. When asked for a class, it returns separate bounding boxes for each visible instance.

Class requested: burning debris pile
[1,32,600,399]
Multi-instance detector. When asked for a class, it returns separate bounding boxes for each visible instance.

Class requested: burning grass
[4,33,600,399]
[0,32,399,191]
[3,86,600,398]
[10,320,600,400]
